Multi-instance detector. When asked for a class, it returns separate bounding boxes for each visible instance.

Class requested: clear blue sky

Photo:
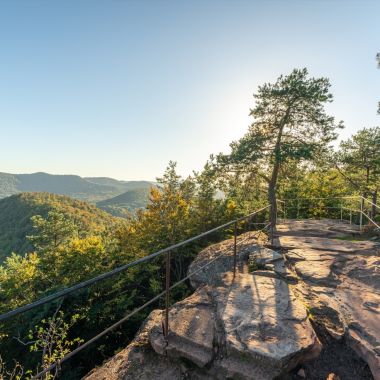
[0,0,379,181]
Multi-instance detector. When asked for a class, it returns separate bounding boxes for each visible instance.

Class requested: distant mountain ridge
[96,187,151,217]
[0,172,153,202]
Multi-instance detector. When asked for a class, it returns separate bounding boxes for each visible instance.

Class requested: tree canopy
[217,68,343,226]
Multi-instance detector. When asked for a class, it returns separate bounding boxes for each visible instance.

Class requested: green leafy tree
[22,309,83,380]
[337,127,380,217]
[218,68,342,228]
[27,211,76,285]
[192,162,224,230]
[27,211,76,253]
[0,252,40,311]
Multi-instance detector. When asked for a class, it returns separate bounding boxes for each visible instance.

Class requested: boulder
[213,274,321,378]
[149,287,216,368]
[149,274,320,380]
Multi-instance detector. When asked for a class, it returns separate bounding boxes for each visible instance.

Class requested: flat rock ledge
[86,231,322,380]
[274,220,380,380]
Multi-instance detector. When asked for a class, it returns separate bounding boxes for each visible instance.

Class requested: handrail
[360,210,380,229]
[278,195,380,232]
[28,211,271,379]
[279,196,359,201]
[0,205,270,322]
[361,195,380,211]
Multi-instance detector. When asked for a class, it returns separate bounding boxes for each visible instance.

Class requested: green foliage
[248,257,266,273]
[26,310,83,380]
[223,68,342,168]
[0,192,118,261]
[28,211,76,253]
[217,68,343,225]
[338,127,380,193]
[0,252,40,310]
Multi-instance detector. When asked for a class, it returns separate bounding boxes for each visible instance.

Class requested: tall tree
[27,211,76,253]
[218,68,342,228]
[337,127,380,217]
[27,210,76,285]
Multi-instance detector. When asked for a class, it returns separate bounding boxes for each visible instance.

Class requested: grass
[248,257,267,272]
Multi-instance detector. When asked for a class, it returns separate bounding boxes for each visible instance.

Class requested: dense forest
[0,68,379,379]
[0,193,120,261]
[95,187,151,217]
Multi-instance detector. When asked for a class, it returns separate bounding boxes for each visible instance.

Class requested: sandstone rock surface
[187,231,264,288]
[86,221,379,380]
[276,220,380,380]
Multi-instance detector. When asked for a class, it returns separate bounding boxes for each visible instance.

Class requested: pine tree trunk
[267,107,289,237]
[268,161,280,233]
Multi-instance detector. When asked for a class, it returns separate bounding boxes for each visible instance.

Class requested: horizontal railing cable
[361,196,380,211]
[31,220,271,379]
[0,206,270,322]
[279,196,359,202]
[360,211,380,229]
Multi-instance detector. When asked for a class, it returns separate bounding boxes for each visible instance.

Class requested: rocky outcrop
[274,220,380,380]
[85,310,185,380]
[86,221,379,380]
[187,231,267,288]
[149,287,216,368]
[86,231,322,379]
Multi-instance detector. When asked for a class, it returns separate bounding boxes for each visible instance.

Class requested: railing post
[164,250,171,340]
[360,197,364,231]
[340,203,343,221]
[233,221,237,280]
[350,209,352,225]
[284,200,286,221]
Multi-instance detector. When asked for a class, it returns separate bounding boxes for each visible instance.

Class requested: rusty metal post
[164,250,171,339]
[233,221,237,280]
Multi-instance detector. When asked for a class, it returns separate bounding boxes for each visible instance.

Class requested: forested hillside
[0,172,153,203]
[0,192,118,260]
[96,187,151,217]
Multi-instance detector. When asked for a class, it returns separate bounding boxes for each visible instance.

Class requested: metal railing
[0,205,271,379]
[277,195,380,230]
